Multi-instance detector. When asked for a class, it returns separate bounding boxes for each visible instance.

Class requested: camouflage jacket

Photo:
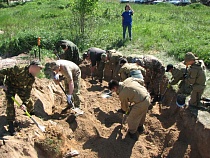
[143,55,164,71]
[55,40,79,65]
[186,60,206,86]
[0,65,35,91]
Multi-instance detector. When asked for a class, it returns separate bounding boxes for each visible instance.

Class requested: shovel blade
[38,124,46,132]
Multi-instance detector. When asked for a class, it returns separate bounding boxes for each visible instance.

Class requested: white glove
[54,74,60,80]
[20,104,27,111]
[67,95,72,104]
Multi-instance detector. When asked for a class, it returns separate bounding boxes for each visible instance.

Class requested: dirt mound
[0,58,209,158]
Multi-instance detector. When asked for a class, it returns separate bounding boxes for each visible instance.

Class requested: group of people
[0,39,207,141]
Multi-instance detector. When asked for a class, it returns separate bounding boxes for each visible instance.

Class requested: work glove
[167,83,171,88]
[20,104,27,111]
[67,95,72,104]
[54,74,60,80]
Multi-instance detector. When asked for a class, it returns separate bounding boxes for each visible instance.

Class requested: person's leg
[189,86,205,107]
[123,25,127,39]
[128,25,132,40]
[127,100,150,134]
[98,60,106,83]
[72,78,81,108]
[5,89,16,135]
[18,88,33,113]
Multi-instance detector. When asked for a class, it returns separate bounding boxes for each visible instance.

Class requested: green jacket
[0,65,35,92]
[170,67,186,85]
[186,60,206,86]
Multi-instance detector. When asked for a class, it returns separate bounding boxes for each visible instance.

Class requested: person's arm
[68,80,74,95]
[185,68,197,85]
[129,6,134,14]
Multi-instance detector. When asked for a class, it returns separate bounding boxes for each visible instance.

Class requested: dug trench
[0,58,210,158]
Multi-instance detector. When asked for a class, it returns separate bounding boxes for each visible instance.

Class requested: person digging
[44,60,81,109]
[108,77,151,141]
[0,61,43,136]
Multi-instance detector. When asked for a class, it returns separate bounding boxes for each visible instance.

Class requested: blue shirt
[122,10,133,26]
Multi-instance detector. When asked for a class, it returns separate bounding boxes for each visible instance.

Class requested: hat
[166,64,173,72]
[184,52,198,64]
[119,58,127,65]
[30,60,44,69]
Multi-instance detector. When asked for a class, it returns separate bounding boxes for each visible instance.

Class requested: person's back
[56,60,81,81]
[88,47,106,63]
[55,40,79,65]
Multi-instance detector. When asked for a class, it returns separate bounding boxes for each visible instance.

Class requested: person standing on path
[122,4,134,41]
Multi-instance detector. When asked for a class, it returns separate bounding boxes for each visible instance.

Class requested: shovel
[58,83,84,116]
[11,97,46,132]
[101,90,112,98]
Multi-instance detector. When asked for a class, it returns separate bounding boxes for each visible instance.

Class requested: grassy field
[0,0,210,64]
[0,0,210,96]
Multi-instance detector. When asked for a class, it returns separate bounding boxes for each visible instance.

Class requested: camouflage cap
[184,52,198,63]
[45,62,59,71]
[30,60,44,69]
[136,58,144,66]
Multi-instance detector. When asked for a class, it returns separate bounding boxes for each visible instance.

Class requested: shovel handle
[11,97,31,117]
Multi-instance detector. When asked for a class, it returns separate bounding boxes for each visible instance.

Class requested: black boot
[128,132,139,141]
[137,125,144,133]
[151,95,159,104]
[8,121,16,136]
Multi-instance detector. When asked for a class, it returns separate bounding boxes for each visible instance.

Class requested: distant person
[83,47,107,83]
[54,40,80,65]
[121,4,134,41]
[0,61,43,136]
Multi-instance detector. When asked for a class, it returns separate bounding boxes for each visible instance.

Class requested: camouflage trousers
[6,87,33,121]
[189,85,205,107]
[108,62,121,80]
[144,69,164,96]
[97,60,106,81]
[64,78,81,108]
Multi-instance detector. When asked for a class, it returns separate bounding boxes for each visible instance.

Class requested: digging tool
[11,97,46,132]
[58,83,84,116]
[37,37,41,61]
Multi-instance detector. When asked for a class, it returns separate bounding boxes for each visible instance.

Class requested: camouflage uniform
[170,64,192,95]
[186,60,206,107]
[137,55,165,97]
[55,60,81,107]
[0,65,35,121]
[88,47,106,81]
[55,40,80,65]
[126,54,143,63]
[106,50,123,80]
[119,63,145,81]
[117,77,150,134]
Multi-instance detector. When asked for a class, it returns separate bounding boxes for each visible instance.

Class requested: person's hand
[167,83,171,88]
[67,95,72,104]
[20,104,27,111]
[0,85,7,91]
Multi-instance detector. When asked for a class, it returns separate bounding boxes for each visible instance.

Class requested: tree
[73,0,98,35]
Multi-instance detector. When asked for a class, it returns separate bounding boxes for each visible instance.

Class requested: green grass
[0,0,210,97]
[0,0,210,64]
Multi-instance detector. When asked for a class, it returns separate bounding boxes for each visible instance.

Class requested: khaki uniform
[55,40,80,65]
[186,60,206,106]
[170,65,192,95]
[56,60,81,107]
[119,63,145,81]
[0,65,35,121]
[141,55,165,96]
[117,78,150,134]
[107,50,123,80]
